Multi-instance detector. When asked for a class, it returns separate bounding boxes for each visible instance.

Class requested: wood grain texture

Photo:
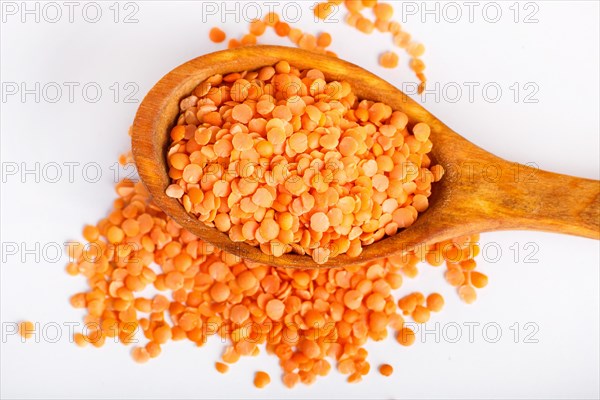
[131,45,600,268]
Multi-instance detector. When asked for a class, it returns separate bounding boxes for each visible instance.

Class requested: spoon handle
[483,163,600,239]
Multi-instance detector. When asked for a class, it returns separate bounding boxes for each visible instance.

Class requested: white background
[1,1,599,399]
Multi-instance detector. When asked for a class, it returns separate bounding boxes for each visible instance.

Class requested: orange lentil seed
[82,225,99,242]
[215,362,229,373]
[19,321,34,339]
[131,346,150,363]
[379,364,394,376]
[317,32,332,47]
[412,305,430,323]
[250,20,267,36]
[73,332,87,347]
[379,51,399,68]
[426,293,445,312]
[470,271,488,288]
[459,285,477,304]
[254,371,271,388]
[397,327,416,346]
[374,3,394,21]
[209,27,226,43]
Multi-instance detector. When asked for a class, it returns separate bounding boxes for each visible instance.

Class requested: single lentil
[379,51,399,68]
[215,362,229,373]
[379,364,393,376]
[209,27,226,43]
[426,293,444,312]
[19,321,34,340]
[254,371,271,388]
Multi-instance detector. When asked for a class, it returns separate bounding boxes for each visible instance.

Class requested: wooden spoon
[132,45,599,269]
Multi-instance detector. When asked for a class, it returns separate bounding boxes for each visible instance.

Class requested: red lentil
[426,293,445,312]
[67,175,486,383]
[249,20,267,36]
[396,327,416,346]
[379,364,393,376]
[61,1,493,391]
[215,362,229,373]
[166,62,444,264]
[216,4,427,92]
[209,27,226,43]
[19,321,34,340]
[254,371,271,388]
[412,305,430,323]
[131,347,150,363]
[379,51,399,68]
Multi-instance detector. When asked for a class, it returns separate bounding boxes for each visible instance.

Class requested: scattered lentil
[131,347,150,363]
[379,51,399,68]
[412,305,430,323]
[19,321,34,340]
[426,293,444,312]
[66,170,485,387]
[254,371,271,388]
[379,364,393,376]
[213,4,427,91]
[215,362,229,373]
[209,27,226,43]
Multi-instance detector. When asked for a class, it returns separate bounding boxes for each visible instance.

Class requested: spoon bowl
[132,45,599,268]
